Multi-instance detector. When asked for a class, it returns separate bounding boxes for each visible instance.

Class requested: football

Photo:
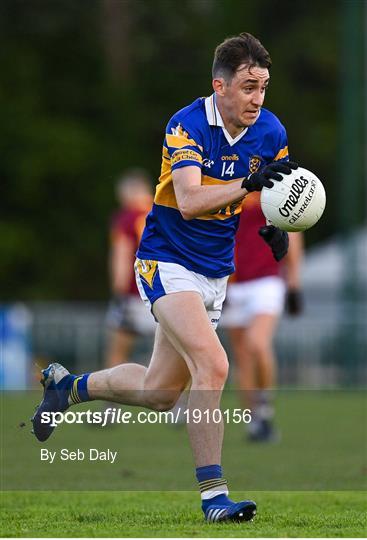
[260,166,326,232]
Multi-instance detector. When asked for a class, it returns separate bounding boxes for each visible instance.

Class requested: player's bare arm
[172,166,247,220]
[173,161,297,221]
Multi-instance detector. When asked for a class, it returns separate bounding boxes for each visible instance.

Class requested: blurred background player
[222,190,303,442]
[105,169,155,369]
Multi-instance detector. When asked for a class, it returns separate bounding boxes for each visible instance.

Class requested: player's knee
[193,351,229,389]
[151,400,176,412]
[145,390,179,412]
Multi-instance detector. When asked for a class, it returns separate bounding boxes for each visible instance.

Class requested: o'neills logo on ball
[288,179,317,224]
[279,176,310,217]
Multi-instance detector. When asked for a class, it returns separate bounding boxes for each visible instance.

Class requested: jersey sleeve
[273,124,289,162]
[164,117,204,171]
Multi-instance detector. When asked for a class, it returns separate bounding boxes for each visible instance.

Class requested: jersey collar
[205,93,251,147]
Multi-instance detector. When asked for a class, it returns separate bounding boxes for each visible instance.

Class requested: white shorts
[220,276,286,328]
[134,259,228,329]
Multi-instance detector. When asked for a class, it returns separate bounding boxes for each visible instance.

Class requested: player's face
[215,65,270,132]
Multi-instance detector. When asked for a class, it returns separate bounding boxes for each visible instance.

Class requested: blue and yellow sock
[67,374,91,406]
[55,372,91,409]
[196,464,233,512]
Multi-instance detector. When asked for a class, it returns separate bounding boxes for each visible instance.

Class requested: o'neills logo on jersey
[249,155,262,173]
[221,154,239,161]
[279,176,315,218]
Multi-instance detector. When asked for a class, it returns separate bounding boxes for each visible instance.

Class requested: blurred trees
[1,0,365,300]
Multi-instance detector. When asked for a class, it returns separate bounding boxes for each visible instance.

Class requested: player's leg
[244,276,285,395]
[152,291,228,467]
[32,261,193,441]
[244,312,280,441]
[222,282,256,410]
[32,290,224,453]
[225,277,284,441]
[90,322,190,409]
[246,313,278,389]
[86,288,231,440]
[151,292,256,522]
[31,323,190,441]
[32,261,256,521]
[227,326,257,410]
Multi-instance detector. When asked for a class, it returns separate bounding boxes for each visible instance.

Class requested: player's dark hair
[212,32,271,81]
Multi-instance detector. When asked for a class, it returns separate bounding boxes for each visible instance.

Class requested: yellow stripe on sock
[199,479,227,492]
[199,478,227,487]
[70,377,82,404]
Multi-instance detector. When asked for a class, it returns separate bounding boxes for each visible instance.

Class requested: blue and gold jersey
[137,94,289,278]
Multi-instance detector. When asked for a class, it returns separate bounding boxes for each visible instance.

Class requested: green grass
[1,491,366,537]
[1,390,366,536]
[2,390,366,491]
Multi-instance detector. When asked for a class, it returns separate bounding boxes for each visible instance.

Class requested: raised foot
[31,363,70,442]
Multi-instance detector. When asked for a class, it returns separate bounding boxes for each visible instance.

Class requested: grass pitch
[1,490,366,537]
[3,390,366,491]
[1,390,366,536]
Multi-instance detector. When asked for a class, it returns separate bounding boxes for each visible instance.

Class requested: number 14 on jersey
[221,162,235,177]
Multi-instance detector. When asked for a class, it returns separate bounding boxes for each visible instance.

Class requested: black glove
[285,288,303,315]
[258,225,289,261]
[241,161,298,192]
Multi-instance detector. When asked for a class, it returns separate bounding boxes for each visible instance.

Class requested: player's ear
[212,77,226,96]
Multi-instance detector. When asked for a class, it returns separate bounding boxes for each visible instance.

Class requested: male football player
[32,32,298,523]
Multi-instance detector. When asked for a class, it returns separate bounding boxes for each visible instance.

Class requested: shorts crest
[135,259,158,289]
